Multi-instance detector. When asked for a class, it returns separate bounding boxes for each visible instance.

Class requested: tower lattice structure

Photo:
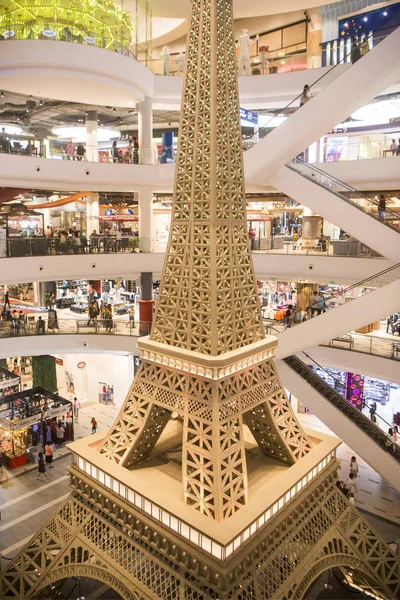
[1,0,400,598]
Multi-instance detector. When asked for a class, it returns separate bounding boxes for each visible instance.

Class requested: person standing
[351,39,361,64]
[361,37,369,56]
[34,452,49,480]
[56,422,65,447]
[44,442,54,468]
[309,290,320,317]
[91,417,98,434]
[299,84,312,106]
[390,139,397,156]
[349,456,359,478]
[347,473,358,504]
[73,397,80,420]
[378,194,386,221]
[76,144,86,161]
[65,140,75,160]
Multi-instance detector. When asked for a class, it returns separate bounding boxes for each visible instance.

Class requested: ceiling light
[42,28,56,38]
[383,10,388,16]
[363,15,368,21]
[3,30,15,38]
[344,22,348,27]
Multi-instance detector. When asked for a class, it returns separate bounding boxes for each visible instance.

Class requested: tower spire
[150,0,265,356]
[99,0,312,522]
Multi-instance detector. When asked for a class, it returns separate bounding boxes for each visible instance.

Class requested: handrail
[242,12,400,142]
[276,262,400,330]
[283,353,400,462]
[287,157,400,227]
[301,351,393,430]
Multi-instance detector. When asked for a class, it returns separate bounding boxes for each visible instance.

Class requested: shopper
[76,144,86,161]
[360,37,369,55]
[371,414,379,428]
[88,301,99,326]
[20,357,26,374]
[34,452,49,480]
[317,291,327,314]
[4,290,10,309]
[36,316,46,334]
[347,473,358,504]
[390,139,397,156]
[112,140,118,163]
[387,428,395,454]
[285,305,294,328]
[309,291,320,317]
[91,417,98,434]
[299,84,312,106]
[65,140,75,160]
[318,234,327,252]
[378,194,386,221]
[351,39,361,64]
[44,442,54,468]
[369,401,377,419]
[56,422,65,447]
[73,397,80,420]
[349,456,359,478]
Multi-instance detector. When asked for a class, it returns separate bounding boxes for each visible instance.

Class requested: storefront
[52,278,138,315]
[0,204,45,257]
[0,366,21,396]
[0,388,72,469]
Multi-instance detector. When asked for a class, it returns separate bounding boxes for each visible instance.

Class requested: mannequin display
[237,29,254,76]
[176,52,185,76]
[161,46,170,76]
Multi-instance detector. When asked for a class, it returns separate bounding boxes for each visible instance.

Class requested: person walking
[347,473,358,504]
[4,290,10,310]
[44,442,54,468]
[34,452,49,480]
[351,39,361,64]
[91,417,98,434]
[73,397,80,420]
[378,194,386,221]
[349,456,359,478]
[390,139,397,156]
[299,84,312,107]
[112,140,118,163]
[309,291,320,317]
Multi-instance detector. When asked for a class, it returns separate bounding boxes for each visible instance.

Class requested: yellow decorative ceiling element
[0,0,133,50]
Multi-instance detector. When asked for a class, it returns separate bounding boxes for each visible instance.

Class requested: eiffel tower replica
[2,1,400,598]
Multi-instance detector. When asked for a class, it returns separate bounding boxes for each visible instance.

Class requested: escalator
[269,158,400,262]
[245,22,400,185]
[279,353,400,491]
[273,263,400,360]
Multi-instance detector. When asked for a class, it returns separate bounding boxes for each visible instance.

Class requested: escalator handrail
[277,262,400,329]
[301,351,393,430]
[288,156,400,223]
[284,354,400,462]
[242,12,400,143]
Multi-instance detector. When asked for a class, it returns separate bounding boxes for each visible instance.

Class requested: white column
[138,97,154,164]
[33,282,44,307]
[86,110,98,162]
[307,10,323,69]
[139,188,153,252]
[86,193,100,236]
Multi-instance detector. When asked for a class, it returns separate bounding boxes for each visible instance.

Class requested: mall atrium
[0,0,400,598]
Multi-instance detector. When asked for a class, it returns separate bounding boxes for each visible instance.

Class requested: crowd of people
[87,300,114,332]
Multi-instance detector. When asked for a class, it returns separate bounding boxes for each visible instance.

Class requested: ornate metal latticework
[99,0,312,520]
[1,0,399,598]
[1,471,399,599]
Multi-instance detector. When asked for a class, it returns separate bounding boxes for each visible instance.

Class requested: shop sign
[100,215,138,221]
[55,358,63,366]
[8,405,69,431]
[240,107,259,125]
[77,362,86,369]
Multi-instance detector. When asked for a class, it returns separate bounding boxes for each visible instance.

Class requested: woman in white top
[349,456,359,478]
[347,473,358,504]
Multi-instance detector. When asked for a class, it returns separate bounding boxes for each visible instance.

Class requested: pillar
[139,272,154,336]
[86,110,98,162]
[86,193,99,236]
[138,188,153,252]
[306,10,323,69]
[138,97,154,164]
[33,282,44,307]
[302,207,322,242]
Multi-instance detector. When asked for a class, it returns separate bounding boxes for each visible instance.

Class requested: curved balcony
[0,248,389,287]
[0,40,153,106]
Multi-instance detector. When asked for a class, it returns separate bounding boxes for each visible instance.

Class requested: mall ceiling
[0,90,180,137]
